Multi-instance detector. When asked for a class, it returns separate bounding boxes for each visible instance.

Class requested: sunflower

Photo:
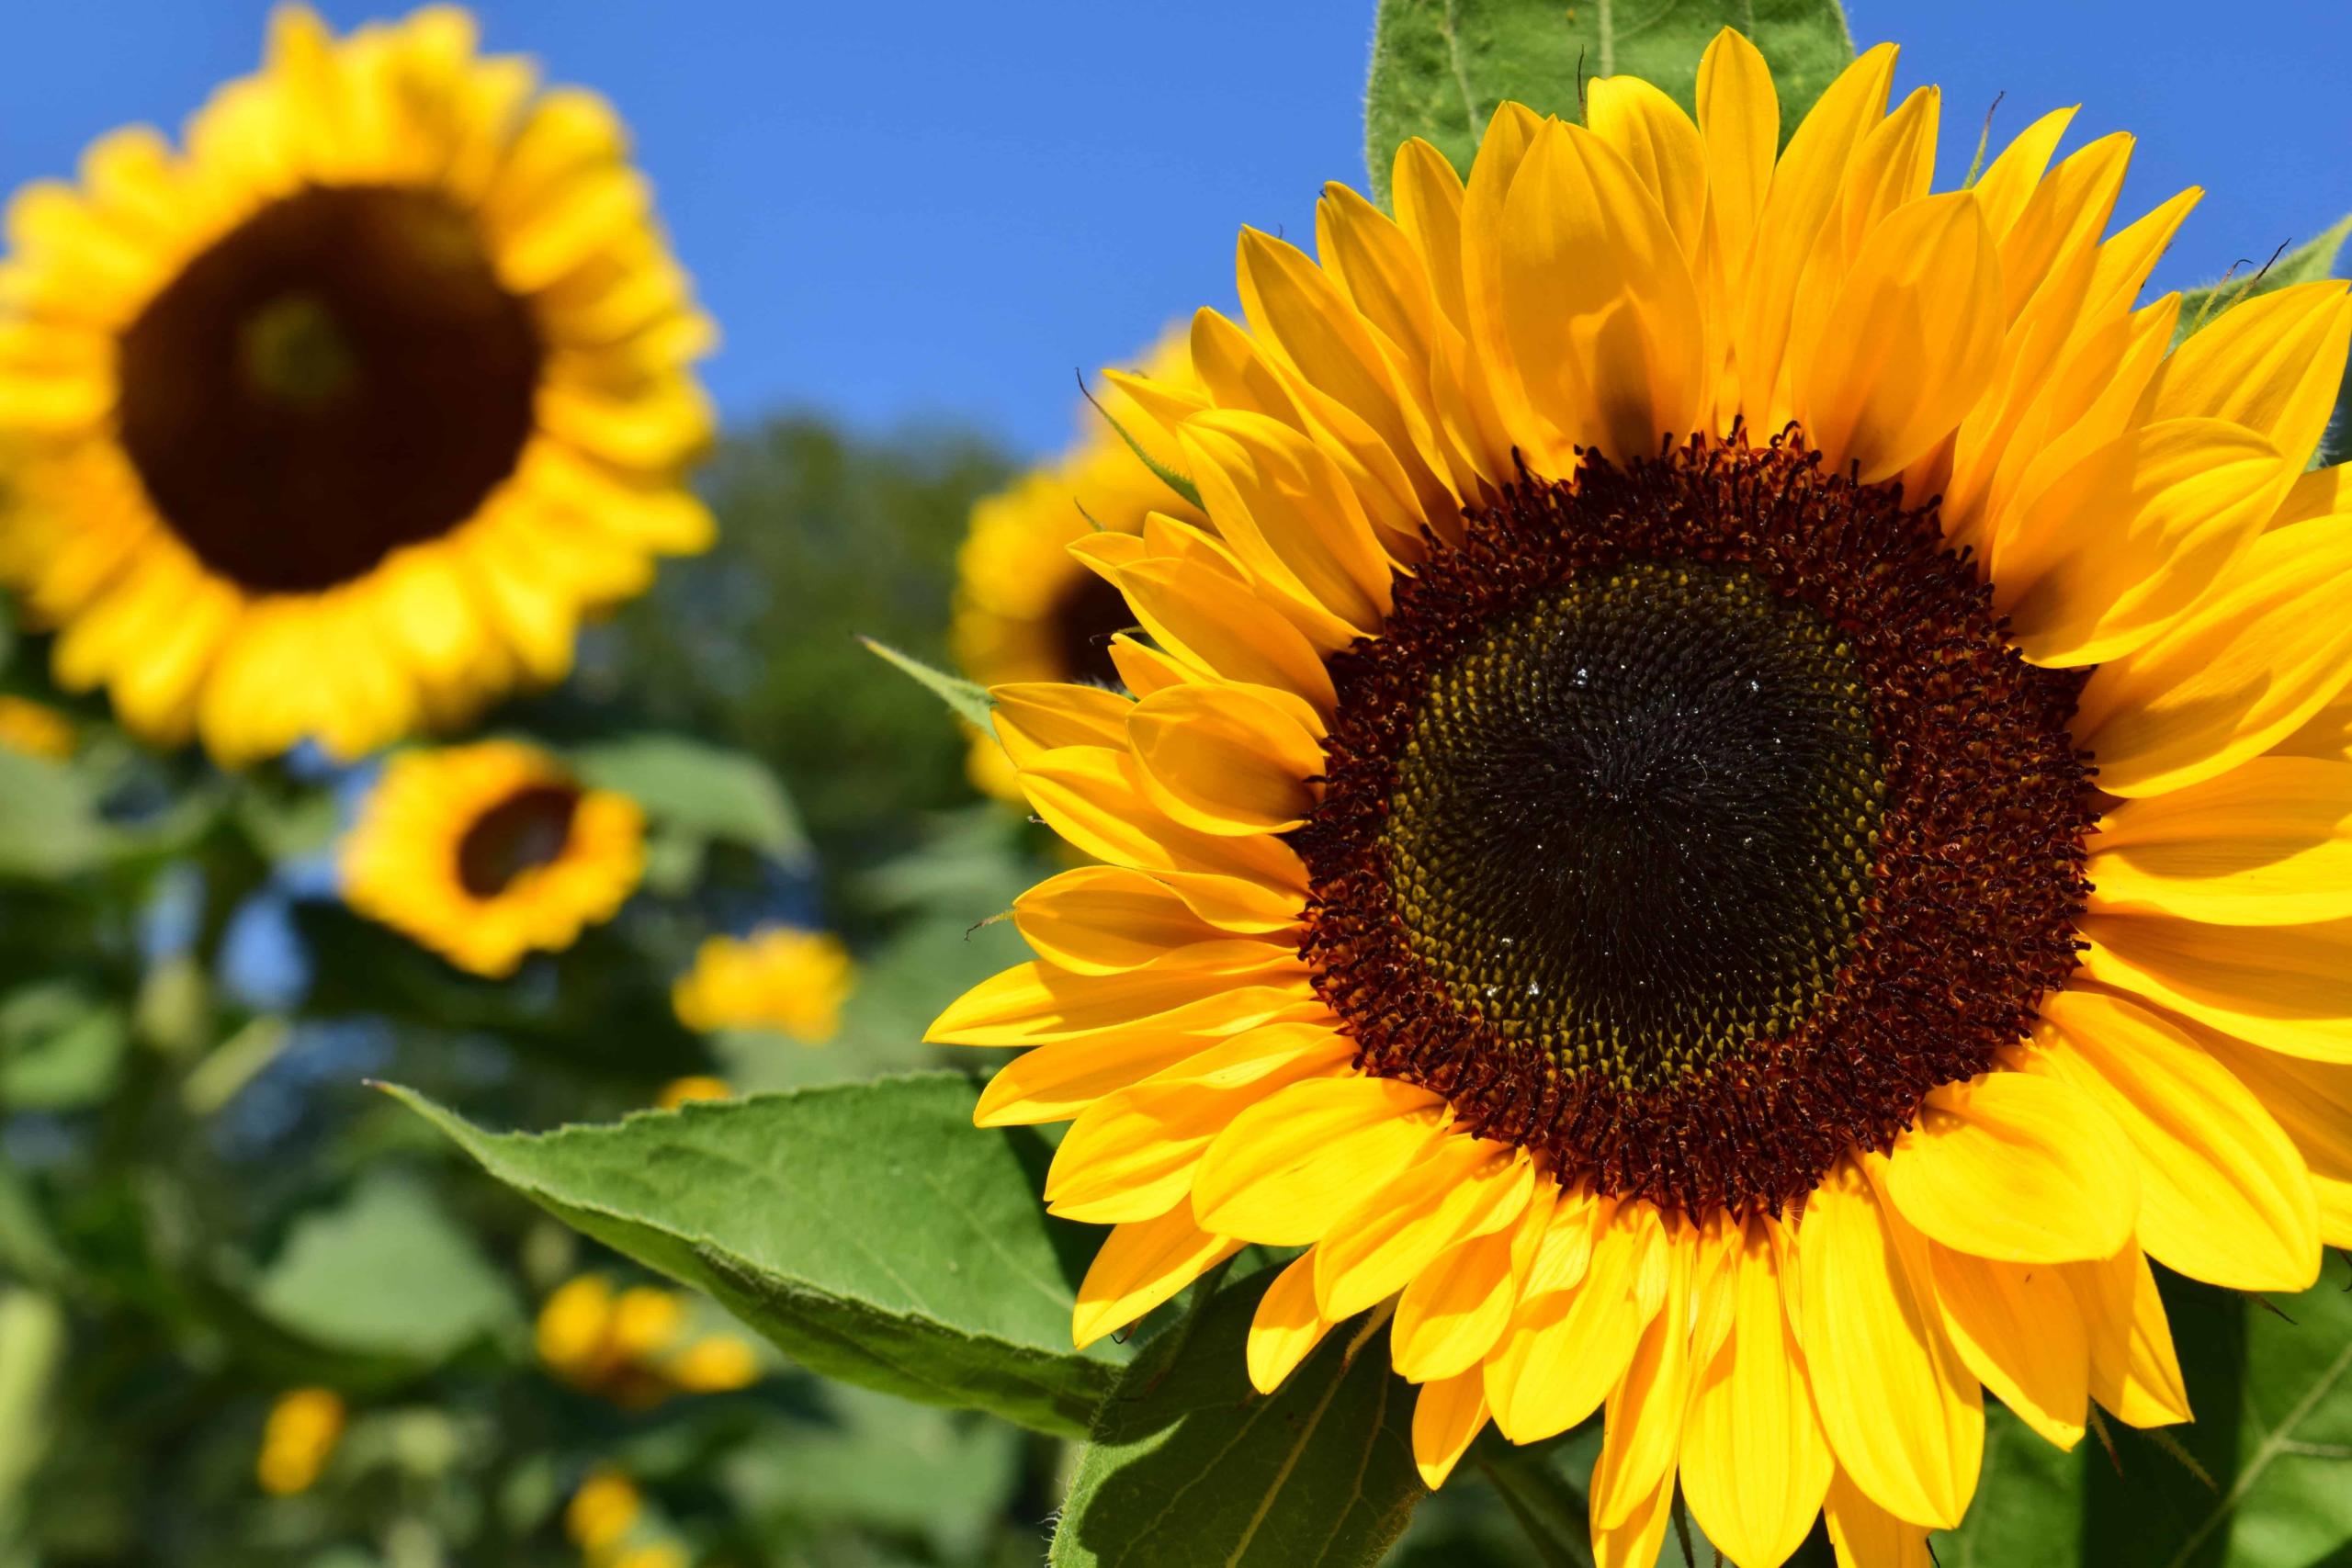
[671,926,855,1042]
[931,32,2352,1566]
[0,6,714,765]
[342,739,642,977]
[951,332,1204,797]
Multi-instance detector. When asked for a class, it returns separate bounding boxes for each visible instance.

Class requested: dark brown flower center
[1295,434,2095,1214]
[1049,565,1136,688]
[116,184,543,594]
[456,784,581,898]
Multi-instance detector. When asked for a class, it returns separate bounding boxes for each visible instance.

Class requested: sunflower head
[950,330,1204,798]
[671,926,854,1043]
[933,29,2352,1564]
[0,5,717,764]
[341,739,642,977]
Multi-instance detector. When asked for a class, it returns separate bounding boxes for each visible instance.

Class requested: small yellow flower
[341,740,644,977]
[667,1334,760,1393]
[534,1273,616,1380]
[255,1387,345,1495]
[0,696,74,760]
[564,1467,641,1554]
[655,1075,731,1108]
[608,1286,684,1361]
[671,927,854,1042]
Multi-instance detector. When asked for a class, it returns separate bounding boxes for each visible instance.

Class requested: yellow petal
[2143,280,2352,468]
[1072,1208,1242,1349]
[1968,107,2078,242]
[989,682,1131,765]
[1586,74,1707,261]
[2087,757,2352,925]
[927,952,1303,1047]
[1590,1231,1698,1530]
[2195,1033,2352,1247]
[1180,411,1393,638]
[1484,1209,1646,1442]
[1592,1457,1679,1568]
[1798,1157,1983,1529]
[1126,682,1322,835]
[1190,1076,1445,1245]
[1824,1469,1932,1568]
[1927,1244,2088,1449]
[1246,1252,1335,1393]
[1044,1024,1354,1224]
[1792,192,2004,483]
[1391,1212,1527,1384]
[1411,1367,1489,1489]
[1736,43,1899,427]
[2272,464,2352,531]
[1995,132,2131,320]
[1496,118,1706,466]
[1114,556,1338,713]
[1994,418,2281,668]
[2077,911,2352,1064]
[1314,1137,1532,1320]
[1881,1070,2139,1264]
[2061,1243,2191,1427]
[1680,1216,1832,1567]
[2073,522,2352,795]
[2030,990,2320,1291]
[1013,864,1285,974]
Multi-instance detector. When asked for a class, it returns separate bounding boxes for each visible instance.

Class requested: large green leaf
[1051,1268,1425,1567]
[389,1073,1123,1438]
[1363,0,1855,205]
[250,1172,520,1366]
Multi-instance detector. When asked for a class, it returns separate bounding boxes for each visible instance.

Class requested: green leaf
[1050,1269,1425,1567]
[570,732,810,863]
[1363,0,1856,205]
[1933,1404,2086,1566]
[251,1172,520,1366]
[859,636,996,732]
[0,982,127,1111]
[2176,215,2350,346]
[0,750,107,881]
[387,1073,1124,1438]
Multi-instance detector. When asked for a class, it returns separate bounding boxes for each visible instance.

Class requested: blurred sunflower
[537,1274,762,1407]
[0,694,74,759]
[255,1387,345,1495]
[671,926,854,1043]
[932,32,2352,1567]
[950,332,1204,797]
[0,5,714,765]
[342,739,642,977]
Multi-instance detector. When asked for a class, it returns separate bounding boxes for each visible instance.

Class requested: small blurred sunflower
[950,331,1204,797]
[537,1274,761,1407]
[0,694,74,759]
[342,739,641,977]
[255,1386,345,1495]
[0,5,714,764]
[933,30,2352,1566]
[671,926,854,1043]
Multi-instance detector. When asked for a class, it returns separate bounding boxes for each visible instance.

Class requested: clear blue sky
[3,2,2346,459]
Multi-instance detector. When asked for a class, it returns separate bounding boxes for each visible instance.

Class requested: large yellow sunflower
[951,332,1204,797]
[932,32,2352,1566]
[342,739,642,977]
[0,6,714,764]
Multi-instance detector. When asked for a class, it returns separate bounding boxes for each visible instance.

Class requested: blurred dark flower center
[115,184,544,594]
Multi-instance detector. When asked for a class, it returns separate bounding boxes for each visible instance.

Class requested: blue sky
[3,2,2346,459]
